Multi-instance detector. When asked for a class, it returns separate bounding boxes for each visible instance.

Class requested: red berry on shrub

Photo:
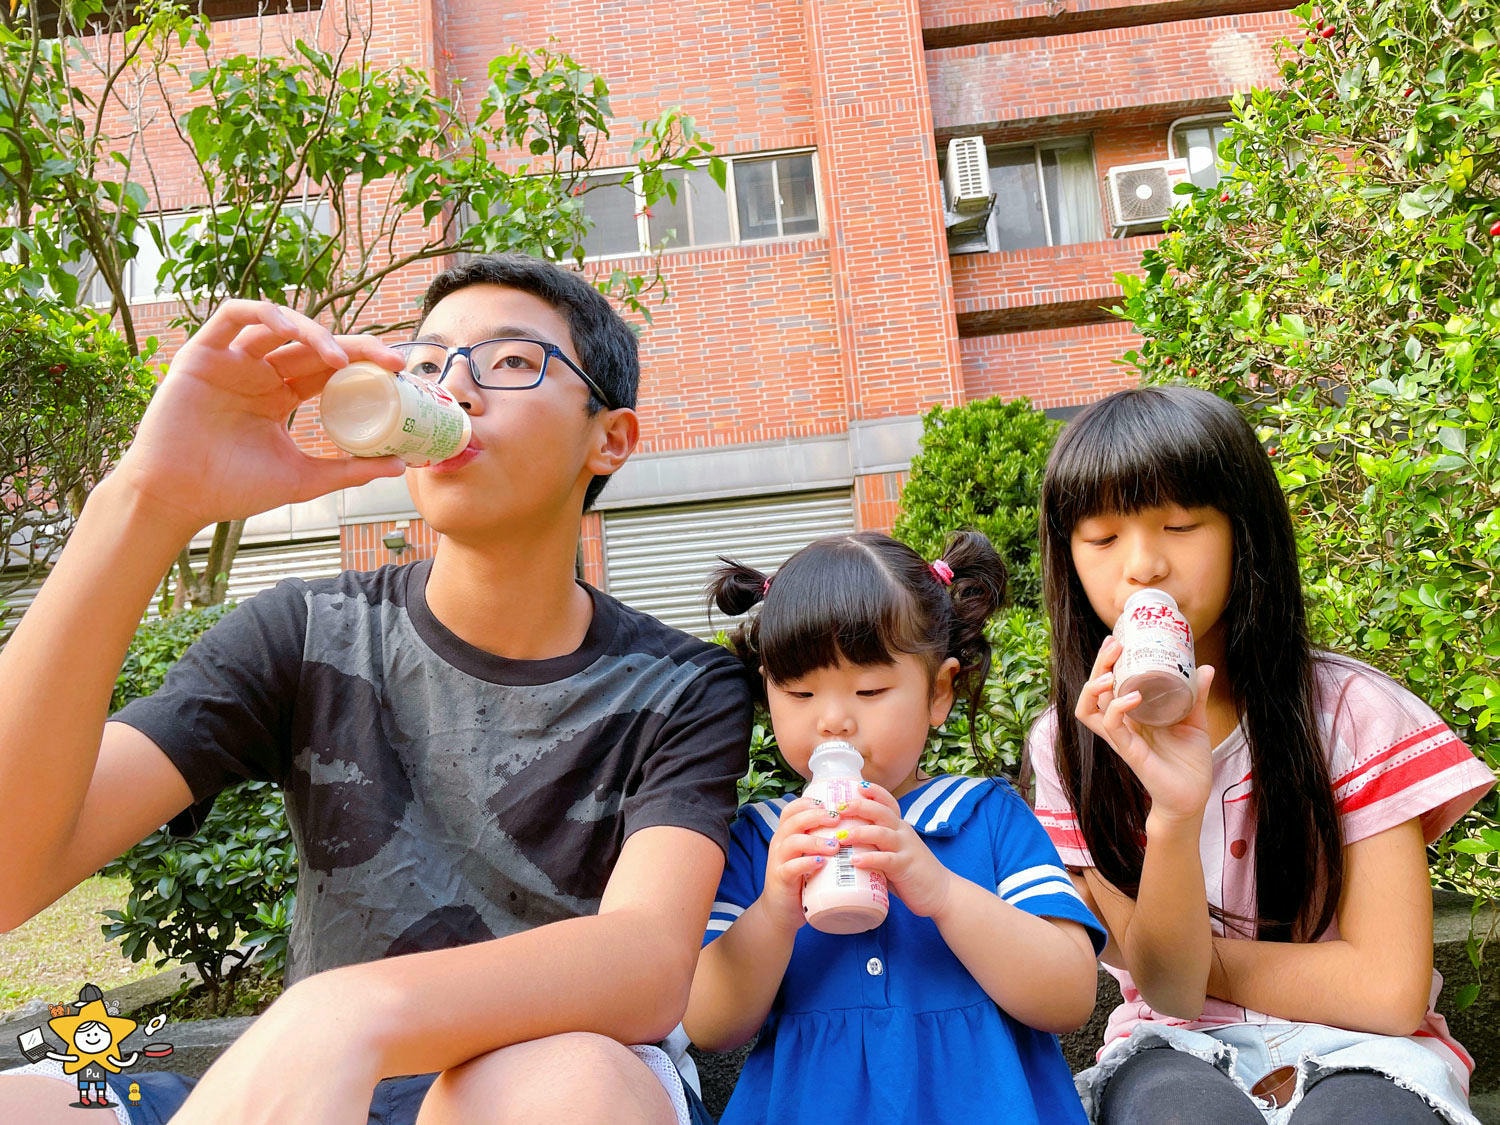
[1490,220,1500,237]
[47,363,66,375]
[1220,192,1230,202]
[1320,24,1336,37]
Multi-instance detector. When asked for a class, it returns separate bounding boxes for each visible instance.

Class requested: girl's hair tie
[761,575,773,596]
[930,559,954,586]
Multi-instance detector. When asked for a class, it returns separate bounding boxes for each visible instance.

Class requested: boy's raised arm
[0,301,405,929]
[167,824,724,1125]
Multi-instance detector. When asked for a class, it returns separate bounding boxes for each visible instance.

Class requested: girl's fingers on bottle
[1089,634,1122,677]
[1074,670,1116,724]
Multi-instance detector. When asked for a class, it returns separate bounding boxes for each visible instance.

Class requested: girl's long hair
[708,531,1007,742]
[1038,386,1340,941]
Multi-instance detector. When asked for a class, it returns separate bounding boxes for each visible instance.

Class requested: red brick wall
[959,319,1142,406]
[924,0,1296,44]
[341,517,440,571]
[927,10,1296,137]
[950,236,1162,334]
[627,242,848,455]
[580,511,605,587]
[807,0,963,422]
[855,471,911,533]
[443,0,814,164]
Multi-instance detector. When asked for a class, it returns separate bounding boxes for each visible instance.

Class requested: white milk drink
[801,740,889,934]
[319,361,471,466]
[1112,588,1196,726]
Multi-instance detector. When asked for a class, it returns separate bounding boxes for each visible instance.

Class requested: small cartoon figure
[128,1081,142,1105]
[44,984,139,1109]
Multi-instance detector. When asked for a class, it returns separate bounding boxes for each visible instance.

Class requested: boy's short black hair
[421,254,639,510]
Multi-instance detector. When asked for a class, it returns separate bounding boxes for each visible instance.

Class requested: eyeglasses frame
[391,337,620,411]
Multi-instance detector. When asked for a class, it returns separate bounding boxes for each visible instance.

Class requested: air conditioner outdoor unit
[1105,158,1191,234]
[945,136,994,214]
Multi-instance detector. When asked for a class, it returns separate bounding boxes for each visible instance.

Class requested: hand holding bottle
[114,300,406,539]
[1076,634,1216,828]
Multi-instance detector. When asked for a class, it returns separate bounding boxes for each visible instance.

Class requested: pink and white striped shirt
[1029,653,1495,1089]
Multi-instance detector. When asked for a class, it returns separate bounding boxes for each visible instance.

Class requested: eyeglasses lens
[397,340,549,389]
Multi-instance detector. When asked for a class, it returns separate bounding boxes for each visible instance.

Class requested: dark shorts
[107,1067,716,1124]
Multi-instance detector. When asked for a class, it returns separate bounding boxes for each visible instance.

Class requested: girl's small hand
[761,796,848,935]
[840,786,955,919]
[1075,635,1216,825]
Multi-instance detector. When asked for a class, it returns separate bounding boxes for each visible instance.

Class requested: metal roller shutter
[602,491,855,638]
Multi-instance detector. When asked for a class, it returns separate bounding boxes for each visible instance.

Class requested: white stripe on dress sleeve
[996,863,1072,898]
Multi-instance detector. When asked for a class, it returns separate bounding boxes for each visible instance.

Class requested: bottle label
[365,377,469,465]
[1114,598,1195,683]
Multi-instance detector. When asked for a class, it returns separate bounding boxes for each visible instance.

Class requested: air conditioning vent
[945,136,993,215]
[1105,158,1191,233]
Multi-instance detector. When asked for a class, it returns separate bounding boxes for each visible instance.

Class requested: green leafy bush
[100,782,294,1011]
[1113,0,1498,910]
[893,397,1061,609]
[104,604,295,1008]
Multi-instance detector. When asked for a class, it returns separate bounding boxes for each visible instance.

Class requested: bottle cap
[808,740,863,778]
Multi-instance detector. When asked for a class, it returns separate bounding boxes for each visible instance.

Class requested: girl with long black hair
[1028,386,1493,1124]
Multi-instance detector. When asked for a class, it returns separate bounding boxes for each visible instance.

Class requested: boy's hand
[841,785,955,919]
[760,796,847,935]
[112,299,406,539]
[1075,635,1216,828]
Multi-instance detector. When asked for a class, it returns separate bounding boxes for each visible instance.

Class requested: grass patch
[0,875,173,1016]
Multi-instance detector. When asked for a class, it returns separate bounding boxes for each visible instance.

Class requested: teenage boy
[0,255,752,1125]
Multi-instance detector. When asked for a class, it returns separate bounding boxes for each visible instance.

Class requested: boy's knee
[419,1032,672,1124]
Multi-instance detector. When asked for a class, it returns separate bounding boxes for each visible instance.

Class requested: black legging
[1098,1046,1446,1125]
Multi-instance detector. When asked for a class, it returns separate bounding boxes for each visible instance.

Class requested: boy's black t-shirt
[113,559,753,983]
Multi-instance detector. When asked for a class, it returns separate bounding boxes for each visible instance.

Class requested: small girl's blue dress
[702,775,1106,1124]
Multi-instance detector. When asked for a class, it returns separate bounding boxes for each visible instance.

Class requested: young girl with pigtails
[683,530,1106,1124]
[1027,386,1494,1124]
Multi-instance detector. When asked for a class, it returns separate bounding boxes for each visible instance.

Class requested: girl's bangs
[757,550,923,684]
[1046,392,1231,534]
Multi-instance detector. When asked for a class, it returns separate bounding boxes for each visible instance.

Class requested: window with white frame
[58,199,333,307]
[1170,117,1233,190]
[947,139,1103,255]
[578,150,819,259]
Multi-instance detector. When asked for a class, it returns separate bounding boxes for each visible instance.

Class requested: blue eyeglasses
[391,337,619,410]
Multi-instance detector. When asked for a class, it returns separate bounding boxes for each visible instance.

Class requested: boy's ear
[586,406,639,478]
[929,657,960,728]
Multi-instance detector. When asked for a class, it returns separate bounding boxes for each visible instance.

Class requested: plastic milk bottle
[801,740,890,934]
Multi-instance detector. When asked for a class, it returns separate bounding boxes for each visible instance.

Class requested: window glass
[648,169,691,249]
[1041,144,1103,245]
[777,154,819,235]
[645,167,732,249]
[686,166,732,245]
[946,140,1103,254]
[1173,120,1232,189]
[734,158,780,241]
[580,173,641,258]
[582,153,814,258]
[989,148,1047,252]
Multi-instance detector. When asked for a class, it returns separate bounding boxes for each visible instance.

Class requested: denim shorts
[1074,1021,1480,1125]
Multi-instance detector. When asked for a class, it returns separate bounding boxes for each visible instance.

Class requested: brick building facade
[113,0,1300,633]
